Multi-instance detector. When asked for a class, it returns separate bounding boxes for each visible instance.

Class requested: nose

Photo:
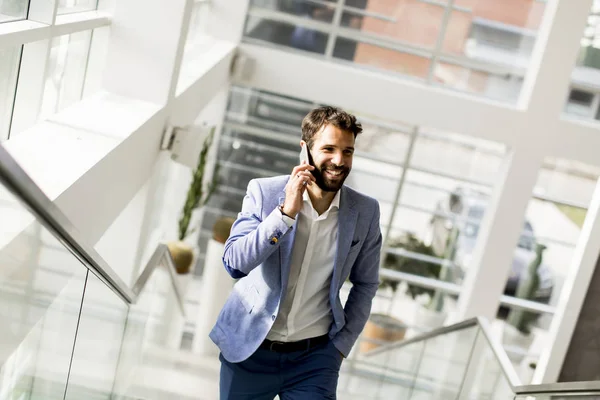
[331,151,344,167]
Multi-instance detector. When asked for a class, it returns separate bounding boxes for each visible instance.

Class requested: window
[39,31,93,122]
[57,0,97,15]
[0,0,29,23]
[565,89,596,118]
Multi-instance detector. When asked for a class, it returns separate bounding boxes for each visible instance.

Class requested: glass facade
[198,85,507,336]
[243,0,546,102]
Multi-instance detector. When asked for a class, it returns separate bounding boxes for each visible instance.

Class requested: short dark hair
[301,106,362,149]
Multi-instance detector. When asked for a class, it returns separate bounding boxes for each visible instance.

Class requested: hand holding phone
[282,144,315,218]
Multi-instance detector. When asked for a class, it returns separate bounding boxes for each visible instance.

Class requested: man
[210,106,382,399]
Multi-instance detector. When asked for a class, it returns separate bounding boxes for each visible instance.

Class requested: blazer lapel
[332,186,358,291]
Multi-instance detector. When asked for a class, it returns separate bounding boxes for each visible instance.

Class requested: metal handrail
[515,380,600,395]
[0,144,185,314]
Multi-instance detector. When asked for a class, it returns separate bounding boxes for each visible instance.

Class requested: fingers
[293,171,315,188]
[291,162,314,177]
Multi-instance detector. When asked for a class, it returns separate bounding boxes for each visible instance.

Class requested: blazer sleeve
[222,179,292,279]
[333,200,382,357]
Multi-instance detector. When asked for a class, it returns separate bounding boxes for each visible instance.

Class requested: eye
[344,150,354,156]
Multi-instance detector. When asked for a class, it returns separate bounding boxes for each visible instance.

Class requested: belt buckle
[269,341,284,351]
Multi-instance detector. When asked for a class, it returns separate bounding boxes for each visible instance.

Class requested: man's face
[305,124,355,192]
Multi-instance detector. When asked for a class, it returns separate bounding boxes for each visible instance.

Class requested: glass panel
[433,61,523,102]
[339,338,425,399]
[57,0,97,15]
[0,46,21,141]
[496,158,600,384]
[39,30,92,121]
[335,39,431,80]
[458,327,514,400]
[111,259,184,398]
[64,272,128,399]
[439,2,544,100]
[244,16,329,54]
[0,184,87,399]
[0,0,28,22]
[409,326,479,399]
[565,89,596,118]
[567,0,600,121]
[339,0,445,49]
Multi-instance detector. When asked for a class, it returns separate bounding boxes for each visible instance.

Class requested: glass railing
[0,144,185,398]
[342,317,519,399]
[342,316,600,399]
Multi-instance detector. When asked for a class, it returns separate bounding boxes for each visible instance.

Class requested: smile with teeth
[326,170,343,178]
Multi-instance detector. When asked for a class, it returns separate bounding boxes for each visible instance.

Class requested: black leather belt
[260,334,329,353]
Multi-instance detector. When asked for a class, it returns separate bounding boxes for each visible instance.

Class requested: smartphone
[299,143,310,165]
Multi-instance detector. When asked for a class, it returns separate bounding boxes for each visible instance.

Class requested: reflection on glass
[0,0,28,23]
[39,30,92,121]
[0,46,21,141]
[57,0,97,15]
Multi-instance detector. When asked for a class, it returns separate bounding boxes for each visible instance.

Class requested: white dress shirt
[267,190,340,342]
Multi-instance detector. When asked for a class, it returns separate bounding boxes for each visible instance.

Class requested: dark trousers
[219,340,343,399]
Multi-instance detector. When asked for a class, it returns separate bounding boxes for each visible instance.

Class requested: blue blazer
[210,175,382,363]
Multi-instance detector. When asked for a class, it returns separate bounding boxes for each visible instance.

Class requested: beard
[311,162,350,192]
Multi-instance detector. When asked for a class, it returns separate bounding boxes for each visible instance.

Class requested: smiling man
[210,106,382,400]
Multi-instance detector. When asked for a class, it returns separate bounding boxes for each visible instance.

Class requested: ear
[300,140,307,148]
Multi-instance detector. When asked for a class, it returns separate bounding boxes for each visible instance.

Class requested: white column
[101,0,193,105]
[193,239,235,355]
[453,0,592,323]
[533,178,600,383]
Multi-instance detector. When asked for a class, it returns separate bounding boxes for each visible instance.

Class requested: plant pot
[414,306,447,331]
[212,216,236,244]
[360,313,407,353]
[167,241,195,274]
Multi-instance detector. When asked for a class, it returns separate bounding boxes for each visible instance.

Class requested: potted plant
[360,233,442,352]
[167,127,219,274]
